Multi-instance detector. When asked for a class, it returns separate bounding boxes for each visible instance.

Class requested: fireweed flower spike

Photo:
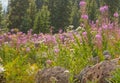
[79,0,86,7]
[46,60,52,65]
[99,5,108,13]
[95,34,102,40]
[102,24,108,30]
[82,31,87,37]
[81,14,88,20]
[54,48,60,53]
[95,34,102,47]
[26,47,30,52]
[114,12,119,18]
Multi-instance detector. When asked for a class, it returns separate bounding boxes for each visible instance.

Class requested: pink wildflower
[79,1,86,7]
[82,31,87,37]
[26,47,30,52]
[114,12,119,17]
[54,48,60,53]
[46,60,52,65]
[81,14,88,20]
[99,5,108,13]
[95,34,102,40]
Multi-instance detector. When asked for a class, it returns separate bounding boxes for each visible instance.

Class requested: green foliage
[107,68,120,83]
[4,56,38,83]
[33,5,50,33]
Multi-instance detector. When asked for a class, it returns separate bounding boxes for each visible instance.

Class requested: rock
[74,58,120,83]
[103,50,111,60]
[35,66,70,83]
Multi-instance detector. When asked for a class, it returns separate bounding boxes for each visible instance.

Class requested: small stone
[103,50,111,60]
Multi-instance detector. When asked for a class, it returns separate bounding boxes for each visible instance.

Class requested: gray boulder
[35,66,70,83]
[75,58,120,83]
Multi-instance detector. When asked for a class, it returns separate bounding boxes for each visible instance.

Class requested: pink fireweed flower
[17,32,23,35]
[46,60,52,65]
[108,23,113,29]
[114,12,119,17]
[59,34,65,41]
[102,24,108,30]
[96,20,99,23]
[81,14,88,20]
[82,31,88,41]
[95,34,102,48]
[54,48,60,53]
[52,36,57,44]
[44,35,52,42]
[98,28,102,34]
[104,5,108,10]
[33,34,37,37]
[26,47,30,52]
[11,29,14,32]
[82,31,87,37]
[59,29,63,34]
[79,0,86,7]
[99,5,108,13]
[95,34,102,40]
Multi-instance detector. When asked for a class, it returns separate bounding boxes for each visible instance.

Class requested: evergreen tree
[35,0,44,10]
[8,0,29,32]
[21,0,37,31]
[0,2,2,28]
[33,5,50,33]
[87,0,98,21]
[48,0,72,32]
[0,2,7,29]
[70,0,80,28]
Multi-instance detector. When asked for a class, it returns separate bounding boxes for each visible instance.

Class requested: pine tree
[0,2,2,28]
[87,0,98,21]
[8,0,29,32]
[21,0,37,31]
[33,5,50,33]
[70,0,80,28]
[0,2,7,29]
[48,0,72,32]
[35,0,44,10]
